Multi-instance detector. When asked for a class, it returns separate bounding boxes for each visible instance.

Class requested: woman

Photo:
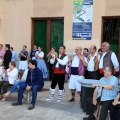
[19,45,28,70]
[0,61,18,101]
[110,93,120,120]
[3,68,29,101]
[30,44,38,60]
[46,47,56,80]
[35,47,48,78]
[10,47,16,62]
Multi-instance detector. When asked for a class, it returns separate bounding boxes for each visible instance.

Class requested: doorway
[31,17,64,56]
[102,17,120,60]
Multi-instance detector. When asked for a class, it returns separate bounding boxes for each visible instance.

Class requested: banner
[72,0,93,40]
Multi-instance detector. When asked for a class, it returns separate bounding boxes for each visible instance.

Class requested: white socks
[57,90,63,102]
[46,89,63,102]
[46,89,55,101]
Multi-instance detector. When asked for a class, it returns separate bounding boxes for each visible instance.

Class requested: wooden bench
[8,86,49,103]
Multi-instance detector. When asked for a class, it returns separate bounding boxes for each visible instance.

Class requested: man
[83,48,89,78]
[30,44,38,60]
[83,66,118,120]
[81,45,99,111]
[68,47,88,102]
[46,45,68,102]
[12,60,44,110]
[4,44,12,69]
[0,44,5,61]
[99,42,119,78]
[109,93,120,120]
[87,45,99,79]
[83,48,89,58]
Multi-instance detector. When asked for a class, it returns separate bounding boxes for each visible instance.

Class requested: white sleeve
[41,52,44,58]
[111,52,119,71]
[38,52,44,58]
[57,56,69,65]
[21,69,28,81]
[50,54,55,64]
[7,68,18,78]
[84,57,88,63]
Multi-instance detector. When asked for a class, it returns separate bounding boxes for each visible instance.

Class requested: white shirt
[71,55,88,67]
[87,53,98,71]
[71,55,79,67]
[7,67,18,84]
[50,54,68,67]
[21,69,28,81]
[35,51,44,58]
[99,52,119,71]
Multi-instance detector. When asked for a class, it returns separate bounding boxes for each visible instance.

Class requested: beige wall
[33,0,106,53]
[64,0,106,53]
[105,0,120,16]
[0,0,119,54]
[0,0,33,52]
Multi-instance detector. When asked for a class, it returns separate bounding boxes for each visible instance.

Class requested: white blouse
[35,51,44,58]
[7,67,18,84]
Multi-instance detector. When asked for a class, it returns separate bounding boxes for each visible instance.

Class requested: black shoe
[83,109,86,112]
[83,115,95,120]
[28,104,34,110]
[12,101,22,106]
[69,98,75,102]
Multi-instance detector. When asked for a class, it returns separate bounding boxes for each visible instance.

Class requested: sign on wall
[72,0,93,40]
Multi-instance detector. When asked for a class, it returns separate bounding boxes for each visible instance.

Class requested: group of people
[45,42,120,120]
[19,45,48,79]
[0,42,120,120]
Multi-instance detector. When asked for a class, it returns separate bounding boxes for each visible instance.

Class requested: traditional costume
[68,55,87,92]
[30,49,38,60]
[19,50,28,70]
[35,51,48,78]
[46,53,68,102]
[87,52,99,79]
[99,50,119,78]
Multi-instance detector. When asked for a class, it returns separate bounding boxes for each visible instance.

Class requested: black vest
[53,54,66,70]
[100,50,114,69]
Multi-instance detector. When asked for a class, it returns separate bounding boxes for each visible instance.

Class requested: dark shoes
[83,115,96,120]
[12,101,22,106]
[12,102,34,110]
[28,104,34,110]
[69,98,75,102]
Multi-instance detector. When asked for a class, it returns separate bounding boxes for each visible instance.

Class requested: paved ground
[0,81,86,120]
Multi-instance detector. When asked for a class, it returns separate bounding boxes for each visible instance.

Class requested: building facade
[0,0,120,58]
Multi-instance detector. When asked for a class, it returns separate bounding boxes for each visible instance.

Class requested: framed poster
[72,0,93,40]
